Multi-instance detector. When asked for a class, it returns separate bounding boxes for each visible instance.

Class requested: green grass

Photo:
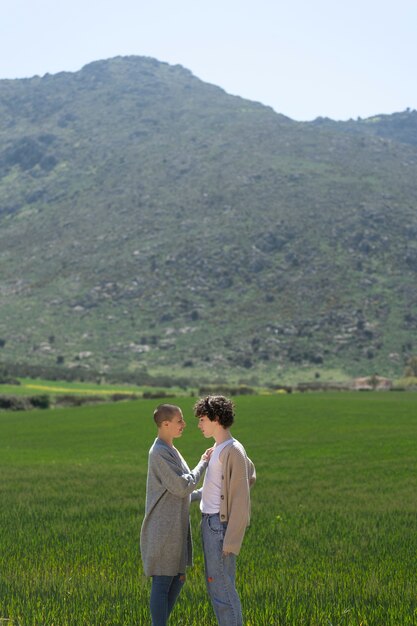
[0,393,416,625]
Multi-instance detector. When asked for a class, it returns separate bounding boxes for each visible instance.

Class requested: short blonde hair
[153,404,181,427]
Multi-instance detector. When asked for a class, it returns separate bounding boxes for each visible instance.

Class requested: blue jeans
[201,513,243,626]
[150,573,185,626]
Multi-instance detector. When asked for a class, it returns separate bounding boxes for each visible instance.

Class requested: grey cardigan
[140,438,207,576]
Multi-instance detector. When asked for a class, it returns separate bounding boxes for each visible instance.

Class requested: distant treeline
[0,394,51,410]
[0,361,189,389]
[0,392,144,411]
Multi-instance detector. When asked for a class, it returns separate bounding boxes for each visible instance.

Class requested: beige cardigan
[218,440,256,555]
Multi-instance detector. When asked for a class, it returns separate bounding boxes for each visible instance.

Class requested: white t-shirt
[200,438,234,514]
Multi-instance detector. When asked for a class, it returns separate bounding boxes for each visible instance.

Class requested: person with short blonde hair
[141,403,212,626]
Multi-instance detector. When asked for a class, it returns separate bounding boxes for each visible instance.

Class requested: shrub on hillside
[0,365,20,385]
[110,393,140,402]
[405,356,417,377]
[54,395,107,407]
[393,377,417,390]
[0,376,21,385]
[142,390,173,399]
[197,385,256,396]
[0,395,31,410]
[0,394,50,410]
[297,382,351,392]
[29,394,50,409]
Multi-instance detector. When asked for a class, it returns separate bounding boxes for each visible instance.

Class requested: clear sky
[1,0,416,121]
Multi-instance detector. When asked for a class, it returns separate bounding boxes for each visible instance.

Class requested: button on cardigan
[140,438,207,577]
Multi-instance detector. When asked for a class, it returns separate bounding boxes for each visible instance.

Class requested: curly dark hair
[194,395,235,428]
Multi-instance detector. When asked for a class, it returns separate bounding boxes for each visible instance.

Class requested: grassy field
[0,392,416,625]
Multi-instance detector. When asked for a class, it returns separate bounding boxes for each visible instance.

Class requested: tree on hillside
[405,356,417,377]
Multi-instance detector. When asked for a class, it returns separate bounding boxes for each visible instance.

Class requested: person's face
[197,414,217,439]
[165,410,186,438]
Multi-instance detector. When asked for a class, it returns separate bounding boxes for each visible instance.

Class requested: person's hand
[202,446,214,462]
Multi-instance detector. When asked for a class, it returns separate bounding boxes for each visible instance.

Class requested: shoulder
[221,439,247,463]
[150,439,177,462]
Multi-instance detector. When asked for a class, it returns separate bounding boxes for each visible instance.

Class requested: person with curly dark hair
[194,395,256,626]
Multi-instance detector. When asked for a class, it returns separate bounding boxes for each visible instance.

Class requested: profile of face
[164,410,186,439]
[197,414,217,439]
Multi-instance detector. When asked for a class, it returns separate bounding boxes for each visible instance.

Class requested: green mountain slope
[313,109,417,148]
[1,56,416,384]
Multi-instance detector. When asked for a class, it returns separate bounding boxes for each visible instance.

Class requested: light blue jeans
[150,573,185,626]
[201,513,243,626]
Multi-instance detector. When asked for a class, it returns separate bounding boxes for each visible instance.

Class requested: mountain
[312,109,417,149]
[1,56,416,385]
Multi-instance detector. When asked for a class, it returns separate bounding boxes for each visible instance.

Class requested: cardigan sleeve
[151,447,207,498]
[222,447,256,555]
[222,447,249,554]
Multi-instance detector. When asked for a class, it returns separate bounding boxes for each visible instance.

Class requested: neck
[158,433,173,447]
[214,428,232,445]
